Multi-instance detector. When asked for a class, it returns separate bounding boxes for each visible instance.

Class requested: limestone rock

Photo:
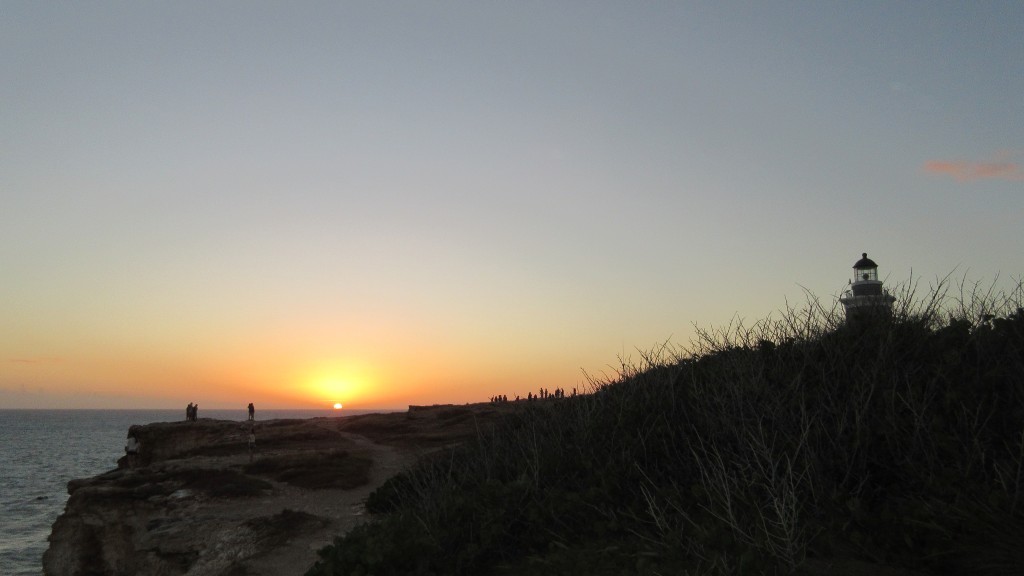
[43,406,509,576]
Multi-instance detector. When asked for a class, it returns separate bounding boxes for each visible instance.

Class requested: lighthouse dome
[854,253,878,269]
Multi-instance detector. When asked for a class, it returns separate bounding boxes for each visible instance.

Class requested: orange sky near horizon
[2,306,603,409]
[1,349,594,410]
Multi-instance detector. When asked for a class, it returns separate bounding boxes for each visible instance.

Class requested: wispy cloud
[9,357,63,366]
[924,151,1024,182]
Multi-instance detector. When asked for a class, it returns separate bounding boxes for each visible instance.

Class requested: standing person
[193,403,198,421]
[186,403,193,421]
[247,402,254,421]
[124,433,139,468]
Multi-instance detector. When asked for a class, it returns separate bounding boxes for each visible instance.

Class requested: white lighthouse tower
[840,253,896,324]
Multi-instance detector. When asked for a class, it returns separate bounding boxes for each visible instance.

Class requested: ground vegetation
[307,276,1024,575]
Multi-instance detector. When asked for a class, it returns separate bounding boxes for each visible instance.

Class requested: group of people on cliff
[124,403,258,469]
[490,387,578,404]
[183,402,256,421]
[174,400,259,437]
[530,387,573,400]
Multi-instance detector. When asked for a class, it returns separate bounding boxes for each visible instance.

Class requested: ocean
[0,408,378,576]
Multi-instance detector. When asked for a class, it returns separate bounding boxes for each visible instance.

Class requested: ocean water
[0,408,371,576]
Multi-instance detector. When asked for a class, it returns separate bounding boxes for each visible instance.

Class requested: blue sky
[2,1,1022,408]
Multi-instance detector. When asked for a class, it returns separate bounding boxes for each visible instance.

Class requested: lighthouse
[840,253,896,324]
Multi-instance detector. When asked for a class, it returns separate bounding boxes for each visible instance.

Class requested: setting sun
[301,362,375,407]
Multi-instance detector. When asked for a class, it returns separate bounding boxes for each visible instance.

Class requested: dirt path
[244,431,418,576]
[171,428,420,576]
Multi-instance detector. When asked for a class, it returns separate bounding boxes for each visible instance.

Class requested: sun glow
[303,362,372,407]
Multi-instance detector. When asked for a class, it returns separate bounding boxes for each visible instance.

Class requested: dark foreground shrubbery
[307,277,1024,575]
[245,450,372,490]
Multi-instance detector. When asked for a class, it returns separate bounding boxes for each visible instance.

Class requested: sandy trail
[243,431,417,576]
[180,428,419,576]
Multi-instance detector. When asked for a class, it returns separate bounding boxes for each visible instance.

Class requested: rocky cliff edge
[44,404,511,576]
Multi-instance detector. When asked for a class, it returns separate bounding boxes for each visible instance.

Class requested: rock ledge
[44,404,510,576]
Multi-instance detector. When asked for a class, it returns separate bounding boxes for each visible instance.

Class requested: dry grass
[244,450,373,490]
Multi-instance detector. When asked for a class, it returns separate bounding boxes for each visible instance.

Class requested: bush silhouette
[308,275,1024,576]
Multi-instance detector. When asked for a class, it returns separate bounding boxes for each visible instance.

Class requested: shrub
[176,468,272,498]
[245,450,372,490]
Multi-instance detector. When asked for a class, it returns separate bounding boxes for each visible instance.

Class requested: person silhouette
[124,433,139,468]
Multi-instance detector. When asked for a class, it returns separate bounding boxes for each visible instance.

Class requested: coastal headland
[43,403,515,576]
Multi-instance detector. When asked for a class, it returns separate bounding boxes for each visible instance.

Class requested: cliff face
[43,406,507,576]
[44,466,259,576]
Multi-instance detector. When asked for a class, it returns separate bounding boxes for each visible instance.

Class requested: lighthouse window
[857,269,878,282]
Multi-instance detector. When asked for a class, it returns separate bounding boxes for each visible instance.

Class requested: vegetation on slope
[307,277,1024,575]
[244,449,373,490]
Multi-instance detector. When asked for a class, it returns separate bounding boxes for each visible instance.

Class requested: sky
[2,1,1022,410]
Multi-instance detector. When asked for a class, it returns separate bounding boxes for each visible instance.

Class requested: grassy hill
[307,278,1024,575]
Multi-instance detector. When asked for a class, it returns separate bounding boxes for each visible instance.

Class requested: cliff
[44,405,511,576]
